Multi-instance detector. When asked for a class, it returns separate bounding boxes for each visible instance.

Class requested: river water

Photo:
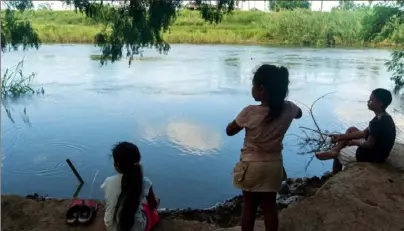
[1,44,403,208]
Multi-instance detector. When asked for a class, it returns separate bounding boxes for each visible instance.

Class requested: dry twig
[290,92,338,171]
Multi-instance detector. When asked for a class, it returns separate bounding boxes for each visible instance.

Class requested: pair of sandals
[66,199,98,225]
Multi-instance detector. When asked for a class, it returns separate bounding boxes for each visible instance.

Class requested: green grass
[1,59,37,97]
[5,9,403,47]
[1,59,44,125]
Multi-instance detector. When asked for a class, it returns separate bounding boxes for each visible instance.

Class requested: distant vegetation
[3,9,402,48]
[1,0,403,91]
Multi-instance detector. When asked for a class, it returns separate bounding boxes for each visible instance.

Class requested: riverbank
[3,143,404,231]
[2,173,332,231]
[8,9,403,47]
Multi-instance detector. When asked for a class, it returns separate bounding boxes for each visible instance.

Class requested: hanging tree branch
[1,0,40,52]
[61,0,238,65]
[2,0,238,64]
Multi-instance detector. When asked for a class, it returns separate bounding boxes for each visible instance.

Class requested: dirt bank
[1,174,330,231]
[225,143,404,231]
[158,173,331,227]
[2,143,404,231]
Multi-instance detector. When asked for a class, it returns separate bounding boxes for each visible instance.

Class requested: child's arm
[226,120,243,136]
[146,186,159,210]
[349,136,375,149]
[288,101,302,119]
[226,106,250,136]
[295,108,303,119]
[336,128,368,141]
[349,117,385,149]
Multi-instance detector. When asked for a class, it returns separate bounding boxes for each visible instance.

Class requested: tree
[269,0,311,12]
[386,51,404,93]
[338,0,356,10]
[61,0,237,65]
[360,0,404,93]
[385,0,404,93]
[37,3,53,11]
[2,0,237,65]
[331,0,358,11]
[360,5,401,42]
[1,0,40,52]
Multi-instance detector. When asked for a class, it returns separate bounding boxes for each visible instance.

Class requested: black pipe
[73,183,84,198]
[66,159,84,184]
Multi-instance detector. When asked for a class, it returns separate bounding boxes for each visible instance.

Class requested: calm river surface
[1,44,404,208]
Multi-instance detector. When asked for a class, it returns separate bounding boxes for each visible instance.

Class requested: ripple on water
[47,139,90,161]
[2,123,25,143]
[9,139,90,177]
[2,123,29,165]
[11,157,65,176]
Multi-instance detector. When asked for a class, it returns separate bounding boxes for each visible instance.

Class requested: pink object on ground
[142,203,159,231]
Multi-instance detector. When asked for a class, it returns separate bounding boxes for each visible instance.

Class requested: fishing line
[88,169,100,198]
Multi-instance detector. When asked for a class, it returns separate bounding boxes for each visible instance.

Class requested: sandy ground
[1,195,217,231]
[2,143,404,231]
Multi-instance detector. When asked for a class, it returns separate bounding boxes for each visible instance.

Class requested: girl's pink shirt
[235,101,300,162]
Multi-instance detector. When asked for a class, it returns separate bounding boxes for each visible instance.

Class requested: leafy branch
[61,0,237,65]
[386,50,404,93]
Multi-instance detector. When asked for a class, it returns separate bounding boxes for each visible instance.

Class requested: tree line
[1,0,403,91]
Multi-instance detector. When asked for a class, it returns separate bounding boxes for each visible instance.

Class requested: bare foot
[315,150,338,160]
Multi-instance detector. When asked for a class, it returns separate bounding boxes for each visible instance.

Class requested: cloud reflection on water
[167,120,221,156]
[138,119,221,156]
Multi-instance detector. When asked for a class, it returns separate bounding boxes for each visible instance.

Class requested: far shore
[9,10,403,49]
[28,41,403,50]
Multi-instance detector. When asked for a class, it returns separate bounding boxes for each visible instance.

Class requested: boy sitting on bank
[316,88,396,174]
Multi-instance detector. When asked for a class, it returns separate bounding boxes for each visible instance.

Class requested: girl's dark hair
[112,141,143,231]
[253,64,289,121]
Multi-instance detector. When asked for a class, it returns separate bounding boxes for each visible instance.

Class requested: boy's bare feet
[315,150,339,160]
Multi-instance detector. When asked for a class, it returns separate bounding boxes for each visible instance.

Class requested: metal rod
[66,159,84,184]
[73,183,84,198]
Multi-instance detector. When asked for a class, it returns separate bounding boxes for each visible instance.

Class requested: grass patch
[1,59,41,98]
[1,59,44,125]
[2,9,402,47]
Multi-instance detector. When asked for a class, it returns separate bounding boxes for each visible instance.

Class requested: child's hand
[347,140,360,146]
[329,134,342,143]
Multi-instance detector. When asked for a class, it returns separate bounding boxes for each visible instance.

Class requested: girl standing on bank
[226,64,302,231]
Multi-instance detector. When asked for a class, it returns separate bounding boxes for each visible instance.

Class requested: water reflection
[167,120,221,155]
[138,117,221,156]
[1,102,31,126]
[222,54,242,86]
[1,44,403,209]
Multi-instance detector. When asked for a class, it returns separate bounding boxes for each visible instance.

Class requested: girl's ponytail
[112,142,144,231]
[253,64,290,122]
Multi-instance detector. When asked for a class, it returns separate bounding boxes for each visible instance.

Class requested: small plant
[1,59,44,125]
[1,59,44,98]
